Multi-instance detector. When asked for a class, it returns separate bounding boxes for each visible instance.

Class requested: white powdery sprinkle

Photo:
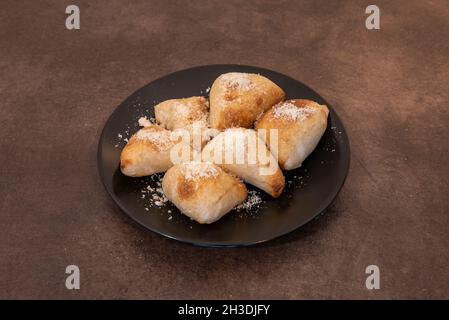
[115,126,131,147]
[135,129,172,150]
[235,190,262,211]
[182,162,219,181]
[272,102,316,121]
[141,174,169,208]
[171,99,208,123]
[221,73,253,91]
[138,116,155,127]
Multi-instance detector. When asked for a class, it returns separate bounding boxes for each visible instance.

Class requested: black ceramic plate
[98,65,350,247]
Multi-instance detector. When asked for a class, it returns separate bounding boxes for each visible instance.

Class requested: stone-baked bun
[154,96,209,130]
[255,99,329,170]
[209,73,285,130]
[154,96,213,150]
[162,162,247,224]
[201,128,285,198]
[120,125,197,177]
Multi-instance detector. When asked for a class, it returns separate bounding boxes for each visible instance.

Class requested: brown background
[0,0,448,299]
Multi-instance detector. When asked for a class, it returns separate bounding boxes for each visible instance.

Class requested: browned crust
[176,176,196,200]
[255,99,328,170]
[155,96,209,130]
[120,159,133,172]
[269,171,285,198]
[210,73,286,130]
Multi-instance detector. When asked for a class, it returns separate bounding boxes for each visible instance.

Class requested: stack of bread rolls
[120,72,329,224]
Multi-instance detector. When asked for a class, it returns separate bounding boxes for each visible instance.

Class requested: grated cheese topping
[135,128,173,150]
[272,101,316,121]
[221,73,253,91]
[182,161,219,181]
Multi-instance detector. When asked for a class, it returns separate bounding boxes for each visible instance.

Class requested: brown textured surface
[0,0,448,299]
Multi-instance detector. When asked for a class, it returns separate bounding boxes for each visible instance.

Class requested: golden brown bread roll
[120,125,197,177]
[154,96,209,130]
[162,162,247,224]
[209,73,285,130]
[255,99,329,170]
[201,128,285,197]
[154,96,213,150]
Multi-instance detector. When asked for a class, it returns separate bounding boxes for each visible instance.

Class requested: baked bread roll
[154,96,213,150]
[255,99,329,170]
[162,162,247,224]
[154,96,209,130]
[209,73,285,130]
[201,128,285,197]
[120,125,197,177]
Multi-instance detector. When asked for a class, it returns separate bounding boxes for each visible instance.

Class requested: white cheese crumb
[138,116,153,127]
[135,128,172,150]
[182,161,219,181]
[141,174,169,209]
[221,73,253,91]
[235,190,262,211]
[272,102,316,121]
